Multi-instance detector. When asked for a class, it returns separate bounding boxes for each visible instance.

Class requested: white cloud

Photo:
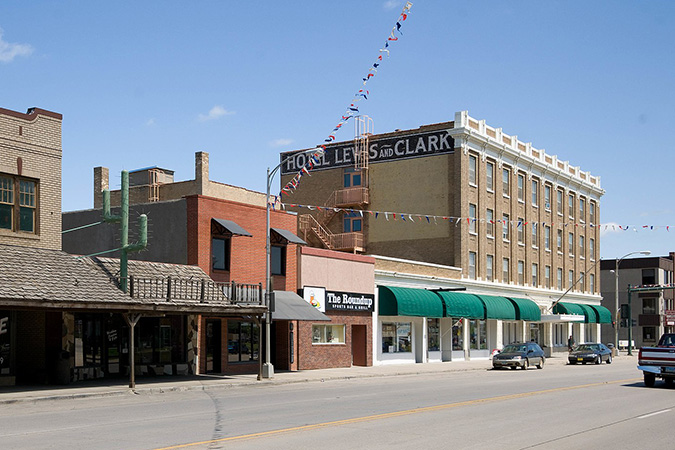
[0,28,33,63]
[198,105,235,122]
[383,0,400,10]
[145,118,156,126]
[270,138,294,147]
[599,222,625,237]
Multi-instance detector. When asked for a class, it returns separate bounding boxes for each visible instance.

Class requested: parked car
[568,343,612,365]
[492,342,545,370]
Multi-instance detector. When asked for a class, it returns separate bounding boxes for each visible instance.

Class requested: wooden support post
[123,313,142,389]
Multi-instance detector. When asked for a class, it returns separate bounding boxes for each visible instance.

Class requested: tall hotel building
[281,111,607,360]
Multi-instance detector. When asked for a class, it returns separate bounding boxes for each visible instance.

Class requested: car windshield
[502,345,526,353]
[576,344,598,351]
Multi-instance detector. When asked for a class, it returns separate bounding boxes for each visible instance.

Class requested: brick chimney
[93,166,109,208]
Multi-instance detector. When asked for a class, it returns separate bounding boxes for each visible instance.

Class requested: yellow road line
[154,377,640,450]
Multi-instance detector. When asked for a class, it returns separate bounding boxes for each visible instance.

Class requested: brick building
[281,111,610,361]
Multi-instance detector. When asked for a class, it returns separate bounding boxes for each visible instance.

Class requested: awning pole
[123,313,142,389]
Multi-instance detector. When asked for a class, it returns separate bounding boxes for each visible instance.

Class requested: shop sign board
[302,287,375,313]
[666,310,675,326]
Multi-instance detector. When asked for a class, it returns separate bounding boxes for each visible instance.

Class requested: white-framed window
[557,229,563,253]
[532,263,538,287]
[579,272,585,292]
[486,161,494,191]
[381,322,411,353]
[486,255,494,281]
[579,197,586,222]
[568,193,575,220]
[553,323,566,347]
[557,189,564,216]
[469,154,477,185]
[532,223,538,248]
[502,258,509,283]
[486,208,494,238]
[469,319,487,350]
[517,174,524,202]
[589,201,596,225]
[469,203,477,234]
[544,185,551,210]
[502,168,510,197]
[544,225,551,251]
[590,238,595,260]
[579,235,585,259]
[557,268,563,290]
[545,265,551,288]
[312,324,345,344]
[531,179,539,207]
[568,270,574,289]
[503,322,518,345]
[502,214,510,241]
[518,260,524,285]
[517,217,524,244]
[568,232,574,256]
[590,273,595,294]
[469,251,477,279]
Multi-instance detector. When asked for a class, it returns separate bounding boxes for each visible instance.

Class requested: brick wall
[0,107,62,250]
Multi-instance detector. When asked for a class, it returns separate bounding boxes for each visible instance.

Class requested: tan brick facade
[0,107,62,250]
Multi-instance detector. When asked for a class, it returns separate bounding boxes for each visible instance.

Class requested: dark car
[568,343,612,365]
[492,342,545,370]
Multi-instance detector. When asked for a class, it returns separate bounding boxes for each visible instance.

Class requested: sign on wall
[281,129,454,175]
[302,287,375,313]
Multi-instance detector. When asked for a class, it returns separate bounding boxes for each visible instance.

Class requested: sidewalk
[0,353,636,405]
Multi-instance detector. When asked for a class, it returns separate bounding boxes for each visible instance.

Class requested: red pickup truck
[638,333,675,387]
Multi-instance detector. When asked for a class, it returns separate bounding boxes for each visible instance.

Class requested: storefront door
[351,325,367,366]
[205,319,221,373]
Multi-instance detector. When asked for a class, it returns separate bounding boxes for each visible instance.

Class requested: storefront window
[583,323,595,342]
[427,318,440,351]
[0,311,11,375]
[74,315,103,368]
[470,319,487,350]
[312,324,345,344]
[228,320,259,362]
[452,319,463,351]
[382,322,411,353]
[503,322,517,345]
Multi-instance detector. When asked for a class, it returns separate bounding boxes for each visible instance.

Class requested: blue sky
[1,1,674,260]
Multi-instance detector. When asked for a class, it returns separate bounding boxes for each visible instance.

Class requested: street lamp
[615,250,650,354]
[263,147,323,379]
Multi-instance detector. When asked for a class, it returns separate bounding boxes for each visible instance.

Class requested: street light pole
[614,250,650,354]
[263,147,323,379]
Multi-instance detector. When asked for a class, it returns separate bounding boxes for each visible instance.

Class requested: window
[486,161,494,191]
[228,320,260,362]
[74,315,103,368]
[486,255,494,282]
[503,322,517,345]
[642,269,656,285]
[557,229,563,252]
[469,154,477,185]
[579,198,586,222]
[532,223,538,248]
[545,265,551,288]
[568,193,575,219]
[502,214,510,241]
[544,185,551,210]
[343,211,362,232]
[518,260,524,285]
[469,251,477,279]
[517,217,524,244]
[469,319,487,350]
[343,168,362,187]
[554,323,565,347]
[502,168,510,197]
[427,318,440,351]
[313,324,346,344]
[382,322,411,352]
[579,235,585,259]
[0,174,37,233]
[568,270,574,289]
[643,298,657,314]
[531,180,539,207]
[568,232,574,256]
[557,268,563,290]
[502,258,509,282]
[643,326,657,343]
[532,263,538,286]
[579,272,585,292]
[212,237,231,271]
[557,189,564,216]
[517,174,524,201]
[271,245,286,275]
[590,238,595,260]
[486,208,494,238]
[544,225,551,251]
[590,273,595,294]
[589,202,596,225]
[469,204,477,234]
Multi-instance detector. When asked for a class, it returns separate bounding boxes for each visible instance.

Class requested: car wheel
[536,357,544,369]
[595,356,601,365]
[569,360,577,365]
[607,354,612,364]
[522,359,529,370]
[664,378,673,387]
[644,372,656,387]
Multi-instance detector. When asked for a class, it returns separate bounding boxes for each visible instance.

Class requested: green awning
[378,286,444,318]
[577,304,598,323]
[553,302,588,322]
[507,297,541,321]
[590,305,612,324]
[435,291,485,319]
[474,295,517,320]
